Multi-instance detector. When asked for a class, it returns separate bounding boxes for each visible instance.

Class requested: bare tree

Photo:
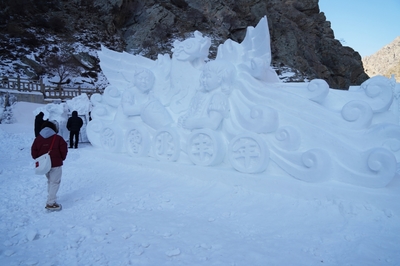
[44,52,79,87]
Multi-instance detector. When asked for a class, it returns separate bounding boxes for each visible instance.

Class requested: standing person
[67,111,83,149]
[31,120,68,211]
[34,112,45,137]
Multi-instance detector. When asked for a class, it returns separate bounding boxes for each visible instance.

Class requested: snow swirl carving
[90,93,103,106]
[368,148,392,172]
[102,86,122,107]
[235,104,279,134]
[341,100,373,129]
[302,149,325,168]
[365,124,400,158]
[360,76,393,112]
[270,148,331,183]
[383,138,400,154]
[335,148,397,188]
[89,92,116,121]
[365,148,397,187]
[307,79,329,103]
[298,149,331,182]
[274,126,301,151]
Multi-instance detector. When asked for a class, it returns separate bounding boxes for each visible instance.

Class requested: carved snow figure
[176,60,242,168]
[167,31,211,114]
[178,60,235,131]
[89,15,400,188]
[87,66,174,157]
[118,68,174,158]
[116,68,173,129]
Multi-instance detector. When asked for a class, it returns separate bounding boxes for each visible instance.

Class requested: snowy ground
[0,102,400,266]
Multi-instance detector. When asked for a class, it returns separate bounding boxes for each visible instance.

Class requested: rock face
[105,0,368,89]
[362,36,400,79]
[0,0,369,89]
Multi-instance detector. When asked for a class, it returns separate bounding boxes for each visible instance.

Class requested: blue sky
[319,0,400,57]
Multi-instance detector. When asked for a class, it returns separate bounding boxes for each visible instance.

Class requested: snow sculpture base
[86,16,400,188]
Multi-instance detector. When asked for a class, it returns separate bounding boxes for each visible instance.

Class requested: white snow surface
[1,102,400,266]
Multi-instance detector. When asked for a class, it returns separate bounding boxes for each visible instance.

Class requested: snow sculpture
[87,16,400,188]
[34,94,91,142]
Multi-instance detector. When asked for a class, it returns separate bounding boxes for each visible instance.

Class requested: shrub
[6,0,31,16]
[0,93,16,124]
[21,32,39,46]
[48,15,66,32]
[33,15,50,28]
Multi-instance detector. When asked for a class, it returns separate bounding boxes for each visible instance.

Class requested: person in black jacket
[34,112,45,137]
[66,111,83,149]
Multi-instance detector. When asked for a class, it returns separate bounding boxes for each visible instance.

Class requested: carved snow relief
[86,16,400,188]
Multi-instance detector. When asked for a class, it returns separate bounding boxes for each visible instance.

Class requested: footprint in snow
[133,247,144,256]
[141,242,150,248]
[26,230,38,241]
[166,248,181,257]
[24,259,39,266]
[122,233,131,239]
[39,229,51,238]
[163,232,173,238]
[3,249,15,257]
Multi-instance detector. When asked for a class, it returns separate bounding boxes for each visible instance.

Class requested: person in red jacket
[31,120,68,211]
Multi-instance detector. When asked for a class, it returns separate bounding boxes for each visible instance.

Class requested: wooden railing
[0,76,103,100]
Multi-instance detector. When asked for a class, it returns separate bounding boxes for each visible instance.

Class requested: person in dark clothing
[34,112,45,137]
[66,111,84,149]
[31,120,68,210]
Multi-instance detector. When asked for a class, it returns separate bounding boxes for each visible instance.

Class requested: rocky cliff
[362,36,400,79]
[0,0,369,89]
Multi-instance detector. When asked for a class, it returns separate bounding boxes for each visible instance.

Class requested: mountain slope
[363,36,400,78]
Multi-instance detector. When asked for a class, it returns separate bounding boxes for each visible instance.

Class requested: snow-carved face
[200,60,236,93]
[200,66,222,92]
[134,69,155,93]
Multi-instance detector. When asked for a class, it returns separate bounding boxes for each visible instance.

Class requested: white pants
[45,167,62,205]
